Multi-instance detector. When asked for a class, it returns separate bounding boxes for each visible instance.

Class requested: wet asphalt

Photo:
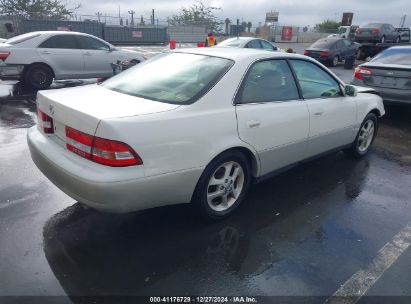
[0,45,411,303]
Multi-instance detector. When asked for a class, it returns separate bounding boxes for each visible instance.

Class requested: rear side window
[39,35,78,49]
[290,60,342,99]
[237,59,300,103]
[76,36,110,51]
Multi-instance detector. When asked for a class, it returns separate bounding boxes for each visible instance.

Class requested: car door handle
[313,111,324,116]
[246,120,261,128]
[40,51,51,54]
[84,52,92,56]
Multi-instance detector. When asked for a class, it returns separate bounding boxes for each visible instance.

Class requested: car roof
[26,31,94,36]
[174,47,305,61]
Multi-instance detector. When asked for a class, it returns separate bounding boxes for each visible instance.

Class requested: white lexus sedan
[27,48,385,220]
[0,31,145,89]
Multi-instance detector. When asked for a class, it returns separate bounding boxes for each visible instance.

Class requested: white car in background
[217,37,282,52]
[28,48,384,220]
[0,38,6,43]
[0,31,145,89]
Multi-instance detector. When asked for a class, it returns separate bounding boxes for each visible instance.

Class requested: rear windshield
[102,53,234,104]
[311,39,334,48]
[6,32,41,45]
[218,39,243,47]
[370,48,411,65]
[362,23,382,28]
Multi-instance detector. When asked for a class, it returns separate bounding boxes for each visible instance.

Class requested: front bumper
[27,127,203,213]
[0,63,24,80]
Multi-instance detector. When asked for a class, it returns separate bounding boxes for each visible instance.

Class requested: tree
[169,1,223,33]
[224,18,230,35]
[0,0,80,19]
[314,19,341,33]
[247,21,252,32]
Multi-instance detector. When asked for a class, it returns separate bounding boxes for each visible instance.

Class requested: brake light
[354,67,372,80]
[0,51,10,61]
[372,28,380,35]
[304,50,310,55]
[37,109,54,134]
[319,52,330,57]
[65,126,142,167]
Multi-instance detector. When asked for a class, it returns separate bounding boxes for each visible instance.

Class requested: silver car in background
[0,31,145,89]
[352,46,411,105]
[217,37,279,51]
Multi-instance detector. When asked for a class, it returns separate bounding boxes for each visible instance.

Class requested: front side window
[38,35,78,49]
[290,60,342,99]
[102,53,233,104]
[237,59,300,103]
[260,40,274,50]
[76,36,110,51]
[245,40,262,49]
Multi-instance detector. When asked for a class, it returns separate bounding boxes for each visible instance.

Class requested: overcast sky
[75,0,410,28]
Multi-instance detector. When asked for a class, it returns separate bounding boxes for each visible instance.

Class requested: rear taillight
[304,50,310,55]
[37,109,54,134]
[354,67,372,80]
[319,51,330,57]
[65,126,142,167]
[0,51,10,61]
[371,28,380,35]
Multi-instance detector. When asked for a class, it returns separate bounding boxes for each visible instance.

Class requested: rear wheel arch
[23,62,55,79]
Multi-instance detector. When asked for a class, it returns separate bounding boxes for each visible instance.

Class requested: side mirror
[345,85,358,97]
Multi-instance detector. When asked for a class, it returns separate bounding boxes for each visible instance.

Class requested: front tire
[23,64,54,90]
[193,151,252,220]
[344,113,378,158]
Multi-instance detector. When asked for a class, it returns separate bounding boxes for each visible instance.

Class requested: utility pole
[152,9,155,25]
[96,12,101,23]
[128,10,135,26]
[118,5,121,24]
[237,19,239,38]
[400,15,406,27]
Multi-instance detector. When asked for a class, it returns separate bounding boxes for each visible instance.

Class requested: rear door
[37,34,84,79]
[245,40,262,49]
[235,59,309,175]
[75,35,116,78]
[289,59,357,157]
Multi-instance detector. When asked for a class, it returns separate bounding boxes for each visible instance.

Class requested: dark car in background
[355,23,401,43]
[304,37,360,67]
[351,46,411,105]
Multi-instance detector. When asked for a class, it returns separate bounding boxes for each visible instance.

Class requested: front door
[289,59,357,158]
[235,59,309,176]
[75,35,116,78]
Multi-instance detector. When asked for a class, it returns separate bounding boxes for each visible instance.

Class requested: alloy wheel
[206,161,245,212]
[357,120,375,152]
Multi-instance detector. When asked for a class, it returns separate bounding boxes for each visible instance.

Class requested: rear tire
[344,113,378,158]
[23,64,54,90]
[331,56,339,67]
[193,151,252,221]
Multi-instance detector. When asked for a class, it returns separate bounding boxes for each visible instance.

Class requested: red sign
[132,31,142,38]
[281,26,293,41]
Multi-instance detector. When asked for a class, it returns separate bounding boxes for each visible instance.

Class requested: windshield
[362,23,382,28]
[370,48,411,65]
[102,53,234,104]
[6,32,41,45]
[218,38,243,47]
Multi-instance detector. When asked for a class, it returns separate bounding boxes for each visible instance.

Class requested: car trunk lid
[361,64,411,90]
[36,84,181,147]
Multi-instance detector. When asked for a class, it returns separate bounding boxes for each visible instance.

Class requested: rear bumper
[0,63,24,80]
[27,127,203,213]
[351,79,411,104]
[355,36,380,42]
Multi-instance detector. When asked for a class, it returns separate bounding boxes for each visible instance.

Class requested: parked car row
[0,31,145,89]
